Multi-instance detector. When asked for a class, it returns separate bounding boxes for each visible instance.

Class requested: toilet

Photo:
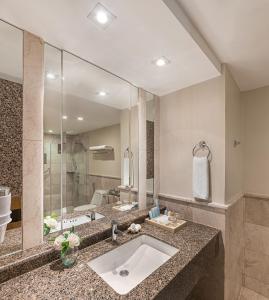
[0,187,12,243]
[74,190,108,212]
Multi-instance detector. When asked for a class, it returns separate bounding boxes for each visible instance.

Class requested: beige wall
[88,124,121,178]
[159,74,226,205]
[158,67,245,300]
[242,86,269,196]
[224,67,244,204]
[241,85,269,298]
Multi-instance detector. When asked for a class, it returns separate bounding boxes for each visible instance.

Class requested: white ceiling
[0,0,220,96]
[177,0,269,91]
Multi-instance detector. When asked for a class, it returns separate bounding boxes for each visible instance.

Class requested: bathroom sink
[88,234,178,295]
[50,213,104,233]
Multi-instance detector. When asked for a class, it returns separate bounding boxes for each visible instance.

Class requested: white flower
[54,235,66,250]
[67,233,80,248]
[44,216,58,229]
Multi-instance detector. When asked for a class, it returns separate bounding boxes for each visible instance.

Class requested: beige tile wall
[244,196,269,298]
[22,31,44,249]
[160,195,244,300]
[225,197,244,300]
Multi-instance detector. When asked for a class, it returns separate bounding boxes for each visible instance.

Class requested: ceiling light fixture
[87,3,116,29]
[48,130,53,133]
[46,73,56,79]
[96,11,108,24]
[62,115,68,120]
[98,91,107,96]
[153,56,170,67]
[77,117,84,121]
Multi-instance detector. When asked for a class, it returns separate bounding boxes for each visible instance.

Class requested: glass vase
[61,247,78,268]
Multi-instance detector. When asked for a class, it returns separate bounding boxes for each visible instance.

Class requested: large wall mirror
[146,93,155,201]
[0,20,23,256]
[43,45,138,236]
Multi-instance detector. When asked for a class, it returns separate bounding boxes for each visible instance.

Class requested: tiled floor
[239,288,269,300]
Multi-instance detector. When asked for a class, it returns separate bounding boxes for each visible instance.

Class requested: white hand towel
[123,157,129,186]
[192,156,209,200]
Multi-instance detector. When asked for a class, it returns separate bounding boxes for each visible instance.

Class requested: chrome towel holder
[192,141,212,160]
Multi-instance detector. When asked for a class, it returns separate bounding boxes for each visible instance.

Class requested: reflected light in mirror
[98,91,107,96]
[46,73,56,79]
[77,116,84,121]
[62,115,68,120]
[153,56,170,67]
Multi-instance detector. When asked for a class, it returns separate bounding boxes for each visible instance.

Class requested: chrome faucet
[86,211,96,221]
[111,220,123,242]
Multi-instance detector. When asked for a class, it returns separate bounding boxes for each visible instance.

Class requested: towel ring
[192,141,212,160]
[124,147,133,159]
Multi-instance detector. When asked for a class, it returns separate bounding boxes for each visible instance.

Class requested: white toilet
[74,189,108,212]
[0,187,12,243]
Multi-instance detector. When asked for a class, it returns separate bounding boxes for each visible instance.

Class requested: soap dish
[145,215,187,233]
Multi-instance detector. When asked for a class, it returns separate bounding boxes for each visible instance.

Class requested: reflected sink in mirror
[50,213,104,233]
[112,202,138,212]
[88,235,178,295]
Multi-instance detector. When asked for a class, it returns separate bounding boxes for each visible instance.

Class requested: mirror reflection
[43,47,138,235]
[0,20,23,256]
[146,93,155,201]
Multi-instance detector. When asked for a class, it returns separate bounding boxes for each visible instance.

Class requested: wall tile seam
[23,139,42,142]
[242,273,269,288]
[244,246,269,258]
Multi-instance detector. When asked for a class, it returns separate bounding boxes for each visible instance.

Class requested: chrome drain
[119,269,129,277]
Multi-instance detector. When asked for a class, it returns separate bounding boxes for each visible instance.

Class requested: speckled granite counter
[0,227,22,257]
[0,222,222,300]
[0,203,156,284]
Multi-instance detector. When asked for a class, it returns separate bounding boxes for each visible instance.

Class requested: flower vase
[61,247,78,268]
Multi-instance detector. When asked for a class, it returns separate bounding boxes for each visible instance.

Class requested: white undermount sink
[50,213,104,233]
[88,234,178,295]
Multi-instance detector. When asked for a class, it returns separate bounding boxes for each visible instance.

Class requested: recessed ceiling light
[62,115,68,120]
[77,117,84,121]
[48,130,53,133]
[96,11,108,24]
[87,3,116,29]
[46,73,56,79]
[98,91,107,96]
[153,56,170,67]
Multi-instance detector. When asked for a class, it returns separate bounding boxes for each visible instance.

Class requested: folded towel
[123,157,129,186]
[192,156,209,200]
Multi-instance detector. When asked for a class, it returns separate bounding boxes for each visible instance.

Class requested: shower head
[73,141,87,152]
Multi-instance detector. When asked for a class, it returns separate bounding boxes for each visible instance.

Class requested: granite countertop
[0,222,220,300]
[0,227,22,257]
[0,203,156,283]
[48,202,155,240]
